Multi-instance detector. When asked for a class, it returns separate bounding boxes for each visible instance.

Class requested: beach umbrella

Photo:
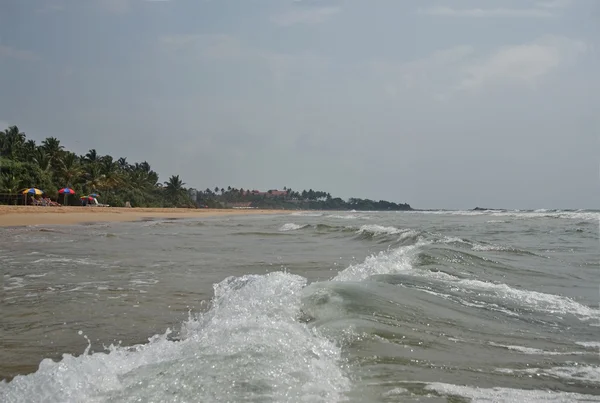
[59,187,75,205]
[58,187,75,194]
[80,195,94,205]
[21,188,44,195]
[20,188,44,205]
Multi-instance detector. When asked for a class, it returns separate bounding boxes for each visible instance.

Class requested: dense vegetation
[0,125,193,207]
[195,188,411,211]
[0,125,412,210]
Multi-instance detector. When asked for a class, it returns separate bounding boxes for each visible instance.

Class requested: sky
[0,0,598,209]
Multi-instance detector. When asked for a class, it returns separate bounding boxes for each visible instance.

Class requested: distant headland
[0,125,412,211]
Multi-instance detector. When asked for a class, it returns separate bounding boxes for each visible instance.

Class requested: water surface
[1,209,599,402]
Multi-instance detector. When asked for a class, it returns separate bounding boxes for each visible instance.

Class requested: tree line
[193,187,412,211]
[0,124,412,211]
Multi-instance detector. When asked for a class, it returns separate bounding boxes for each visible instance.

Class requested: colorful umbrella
[59,187,75,205]
[20,188,43,206]
[80,195,94,203]
[21,188,44,195]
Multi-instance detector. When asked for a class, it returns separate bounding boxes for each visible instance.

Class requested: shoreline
[0,206,289,227]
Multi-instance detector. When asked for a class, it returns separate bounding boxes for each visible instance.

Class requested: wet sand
[0,206,287,227]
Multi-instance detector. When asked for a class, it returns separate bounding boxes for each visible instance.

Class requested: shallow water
[1,209,599,402]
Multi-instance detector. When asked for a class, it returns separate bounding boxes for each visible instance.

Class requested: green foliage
[192,187,412,211]
[0,125,194,207]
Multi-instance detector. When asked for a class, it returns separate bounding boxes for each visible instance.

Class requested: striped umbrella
[21,188,44,195]
[20,188,44,205]
[58,187,75,194]
[59,187,75,205]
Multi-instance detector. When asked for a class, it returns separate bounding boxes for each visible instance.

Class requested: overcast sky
[1,0,598,209]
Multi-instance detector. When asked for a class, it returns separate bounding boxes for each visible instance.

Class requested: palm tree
[33,148,52,172]
[1,126,26,160]
[23,139,37,156]
[84,149,99,164]
[41,137,64,168]
[164,175,186,205]
[84,163,105,192]
[165,175,184,193]
[117,157,129,171]
[57,152,83,187]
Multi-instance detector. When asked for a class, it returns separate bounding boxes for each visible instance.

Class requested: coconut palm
[0,126,26,160]
[57,152,83,186]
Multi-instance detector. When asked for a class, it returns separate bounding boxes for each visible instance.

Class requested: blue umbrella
[89,193,100,197]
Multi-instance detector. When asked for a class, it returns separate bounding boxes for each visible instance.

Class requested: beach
[0,205,286,227]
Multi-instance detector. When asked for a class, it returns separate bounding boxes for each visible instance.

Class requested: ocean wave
[495,364,600,385]
[279,223,309,232]
[424,382,600,402]
[330,242,599,322]
[326,214,370,220]
[0,272,350,403]
[437,235,542,256]
[409,210,600,221]
[289,212,323,217]
[487,342,589,356]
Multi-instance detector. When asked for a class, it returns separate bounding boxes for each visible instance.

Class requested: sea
[1,209,599,402]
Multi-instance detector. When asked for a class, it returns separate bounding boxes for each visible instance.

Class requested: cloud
[458,36,587,91]
[95,0,170,14]
[96,0,131,14]
[370,45,475,99]
[0,45,39,61]
[535,0,573,8]
[158,34,250,61]
[271,6,340,26]
[158,34,330,88]
[370,36,587,100]
[418,6,554,18]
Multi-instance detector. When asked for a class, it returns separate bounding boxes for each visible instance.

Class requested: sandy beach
[0,206,287,227]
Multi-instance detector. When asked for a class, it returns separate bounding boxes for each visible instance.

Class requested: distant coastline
[0,125,412,211]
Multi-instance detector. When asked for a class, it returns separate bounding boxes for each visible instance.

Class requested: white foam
[31,257,101,266]
[425,382,600,402]
[332,241,428,282]
[290,212,323,217]
[356,224,411,236]
[488,342,588,356]
[455,279,599,321]
[495,365,600,385]
[408,209,600,221]
[3,276,25,291]
[327,214,370,220]
[279,223,308,232]
[576,342,600,349]
[0,272,350,403]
